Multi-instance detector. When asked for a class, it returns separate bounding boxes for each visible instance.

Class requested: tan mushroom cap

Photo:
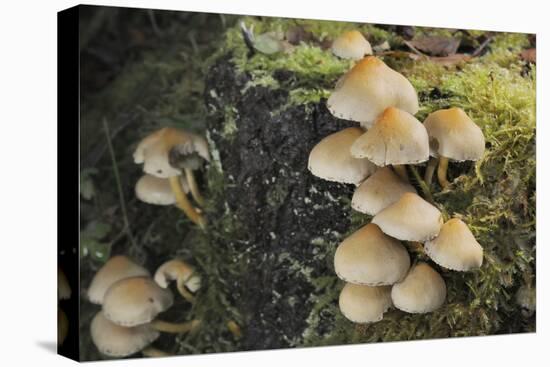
[372,192,443,242]
[391,262,446,313]
[103,276,174,327]
[331,30,373,60]
[334,223,410,285]
[88,255,150,305]
[91,311,160,358]
[133,127,210,179]
[350,107,429,166]
[58,268,71,301]
[135,174,189,206]
[155,259,201,293]
[58,308,69,346]
[352,167,417,215]
[308,127,377,184]
[423,107,485,161]
[327,57,419,128]
[424,218,483,271]
[339,283,392,323]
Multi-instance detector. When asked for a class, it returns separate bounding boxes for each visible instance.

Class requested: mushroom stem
[176,279,196,303]
[424,157,438,185]
[168,176,206,228]
[141,347,171,358]
[437,157,451,188]
[393,165,409,182]
[150,319,201,334]
[185,168,205,207]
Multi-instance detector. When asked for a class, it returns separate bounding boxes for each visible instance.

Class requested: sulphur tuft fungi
[154,259,201,303]
[308,127,377,185]
[424,218,483,271]
[334,223,410,285]
[327,57,419,128]
[133,127,209,227]
[352,167,417,215]
[338,283,392,323]
[372,192,443,242]
[135,174,189,206]
[423,107,485,188]
[331,30,373,60]
[391,262,446,313]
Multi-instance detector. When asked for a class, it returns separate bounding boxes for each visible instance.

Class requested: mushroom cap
[91,311,160,358]
[58,308,69,346]
[350,107,430,166]
[308,127,377,184]
[331,30,373,60]
[424,218,483,271]
[154,259,201,293]
[423,107,485,161]
[327,57,419,127]
[391,262,446,313]
[135,174,189,206]
[133,127,210,179]
[372,192,443,241]
[88,255,150,305]
[58,268,71,301]
[338,283,392,323]
[352,167,417,215]
[334,223,410,285]
[103,276,174,327]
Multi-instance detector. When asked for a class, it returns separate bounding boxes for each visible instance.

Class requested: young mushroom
[423,107,485,188]
[154,259,201,303]
[135,174,190,206]
[334,223,410,286]
[339,283,392,323]
[308,127,377,185]
[372,192,443,242]
[133,127,209,227]
[87,255,150,305]
[331,30,373,60]
[327,57,419,128]
[424,218,483,271]
[352,167,417,215]
[391,262,446,313]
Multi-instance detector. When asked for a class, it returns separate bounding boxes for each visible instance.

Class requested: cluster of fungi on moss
[308,30,486,323]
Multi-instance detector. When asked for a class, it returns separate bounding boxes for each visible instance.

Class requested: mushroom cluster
[308,31,487,324]
[86,255,201,358]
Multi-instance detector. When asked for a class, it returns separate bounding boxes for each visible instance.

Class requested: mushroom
[154,259,201,303]
[331,30,373,60]
[133,127,209,227]
[391,262,446,313]
[58,268,71,301]
[327,57,419,128]
[334,223,410,285]
[423,107,485,188]
[424,218,483,271]
[135,174,189,206]
[58,308,69,346]
[350,107,429,180]
[87,255,150,305]
[338,283,392,323]
[352,167,417,215]
[372,192,443,242]
[308,127,377,185]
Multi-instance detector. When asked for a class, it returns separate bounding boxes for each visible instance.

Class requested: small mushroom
[133,127,209,227]
[308,127,377,185]
[391,262,446,313]
[135,174,189,206]
[331,30,373,60]
[338,283,392,323]
[352,167,417,215]
[58,308,69,346]
[58,268,71,301]
[372,192,443,242]
[423,107,485,188]
[334,223,410,285]
[154,259,201,303]
[87,255,150,305]
[327,57,419,128]
[424,218,483,271]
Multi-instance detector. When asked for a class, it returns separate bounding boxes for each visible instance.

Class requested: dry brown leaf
[405,36,461,56]
[520,48,536,63]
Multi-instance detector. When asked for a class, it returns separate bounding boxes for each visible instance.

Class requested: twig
[103,118,139,249]
[471,36,493,57]
[147,9,162,37]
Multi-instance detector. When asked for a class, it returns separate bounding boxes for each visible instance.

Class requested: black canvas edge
[58,4,81,362]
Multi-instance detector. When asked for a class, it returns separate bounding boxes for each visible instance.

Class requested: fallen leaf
[520,48,536,63]
[405,36,461,56]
